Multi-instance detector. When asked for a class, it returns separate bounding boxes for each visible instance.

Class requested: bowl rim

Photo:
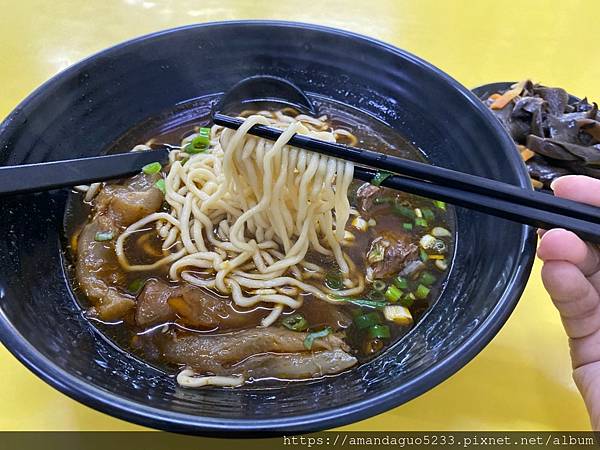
[0,20,537,433]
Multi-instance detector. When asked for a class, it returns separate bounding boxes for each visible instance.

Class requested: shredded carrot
[490,80,528,110]
[518,145,536,162]
[531,178,544,189]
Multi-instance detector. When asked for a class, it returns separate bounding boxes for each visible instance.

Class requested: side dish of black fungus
[479,80,600,189]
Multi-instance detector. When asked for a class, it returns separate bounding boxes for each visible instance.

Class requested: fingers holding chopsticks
[537,175,600,369]
[551,175,600,208]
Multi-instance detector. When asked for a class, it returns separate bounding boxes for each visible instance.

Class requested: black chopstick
[213,113,600,224]
[214,113,600,243]
[0,148,169,196]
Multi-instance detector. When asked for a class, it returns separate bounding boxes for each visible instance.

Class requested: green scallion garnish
[393,276,408,290]
[420,249,429,262]
[400,292,416,307]
[192,128,211,147]
[282,314,309,332]
[142,161,162,175]
[303,327,332,350]
[368,324,391,339]
[415,218,428,228]
[154,179,166,194]
[420,272,437,286]
[94,231,114,242]
[349,299,388,308]
[403,223,414,231]
[384,285,402,303]
[354,312,381,330]
[433,200,447,210]
[325,271,344,290]
[183,142,207,155]
[422,208,435,221]
[393,205,416,219]
[371,171,392,187]
[332,296,388,309]
[415,284,431,300]
[372,280,387,292]
[127,279,146,294]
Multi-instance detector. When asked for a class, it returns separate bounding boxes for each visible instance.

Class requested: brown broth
[64,96,456,382]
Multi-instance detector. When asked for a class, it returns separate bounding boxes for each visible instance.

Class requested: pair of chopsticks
[213,113,600,244]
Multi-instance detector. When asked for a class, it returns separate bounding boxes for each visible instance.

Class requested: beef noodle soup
[65,99,455,388]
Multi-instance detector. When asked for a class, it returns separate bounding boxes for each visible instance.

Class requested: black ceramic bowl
[0,21,536,433]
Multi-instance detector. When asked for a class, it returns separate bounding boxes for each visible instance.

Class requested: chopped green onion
[154,179,166,194]
[94,231,114,242]
[372,280,387,292]
[415,284,431,300]
[422,208,435,221]
[415,218,428,228]
[393,276,408,290]
[392,205,416,219]
[191,127,211,147]
[384,285,402,303]
[368,324,391,339]
[127,279,146,294]
[183,142,208,154]
[420,249,429,262]
[142,161,162,175]
[303,327,332,350]
[282,314,309,332]
[432,239,447,254]
[325,271,344,290]
[349,299,388,308]
[403,223,413,231]
[420,272,437,286]
[371,171,392,187]
[433,200,447,210]
[400,292,416,307]
[332,296,388,309]
[354,312,381,330]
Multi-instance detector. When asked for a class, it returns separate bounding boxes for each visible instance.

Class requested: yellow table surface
[0,0,597,432]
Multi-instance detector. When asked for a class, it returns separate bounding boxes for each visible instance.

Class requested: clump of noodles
[114,110,363,386]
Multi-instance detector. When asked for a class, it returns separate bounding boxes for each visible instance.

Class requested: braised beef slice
[227,349,357,380]
[297,298,352,330]
[134,281,264,330]
[135,279,177,327]
[168,285,263,330]
[158,327,350,374]
[76,173,163,320]
[356,183,381,214]
[367,231,419,279]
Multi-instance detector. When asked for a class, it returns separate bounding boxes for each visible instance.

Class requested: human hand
[537,175,600,429]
